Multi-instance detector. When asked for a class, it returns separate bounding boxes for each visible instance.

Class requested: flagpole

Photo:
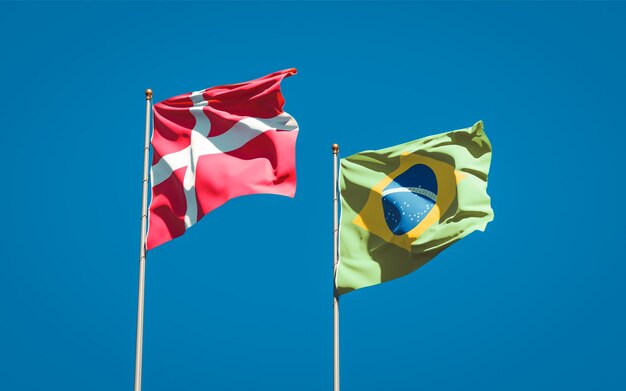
[332,143,340,391]
[134,88,152,391]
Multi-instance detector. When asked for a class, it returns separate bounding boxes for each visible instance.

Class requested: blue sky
[1,2,625,390]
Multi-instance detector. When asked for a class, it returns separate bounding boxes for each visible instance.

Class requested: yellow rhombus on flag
[336,121,494,295]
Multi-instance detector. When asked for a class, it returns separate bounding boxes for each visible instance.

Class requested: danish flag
[146,69,299,249]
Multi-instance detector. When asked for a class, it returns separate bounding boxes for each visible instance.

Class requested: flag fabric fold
[147,69,298,250]
[337,121,493,294]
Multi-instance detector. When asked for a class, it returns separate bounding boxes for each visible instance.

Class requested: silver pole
[332,143,340,391]
[134,89,152,391]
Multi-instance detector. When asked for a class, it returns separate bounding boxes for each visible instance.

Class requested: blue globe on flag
[381,163,438,235]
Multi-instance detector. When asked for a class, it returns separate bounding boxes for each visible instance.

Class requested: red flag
[146,69,298,249]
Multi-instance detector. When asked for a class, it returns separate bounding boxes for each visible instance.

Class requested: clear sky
[1,1,625,390]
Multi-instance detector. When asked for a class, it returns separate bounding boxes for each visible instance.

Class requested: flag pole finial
[145,89,153,100]
[332,144,339,154]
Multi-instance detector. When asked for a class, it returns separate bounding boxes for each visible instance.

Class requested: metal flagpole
[134,88,152,391]
[332,143,340,391]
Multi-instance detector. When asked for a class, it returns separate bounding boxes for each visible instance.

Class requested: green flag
[337,121,493,295]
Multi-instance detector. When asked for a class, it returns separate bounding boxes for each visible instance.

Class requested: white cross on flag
[146,69,299,249]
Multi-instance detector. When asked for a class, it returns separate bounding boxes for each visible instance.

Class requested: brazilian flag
[337,121,493,295]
